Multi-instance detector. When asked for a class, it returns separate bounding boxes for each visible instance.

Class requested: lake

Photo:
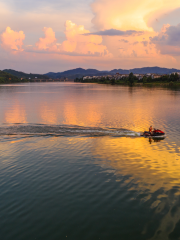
[0,82,180,240]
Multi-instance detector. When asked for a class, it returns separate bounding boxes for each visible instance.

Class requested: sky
[1,0,180,73]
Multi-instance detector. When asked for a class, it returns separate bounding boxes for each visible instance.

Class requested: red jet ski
[143,129,165,137]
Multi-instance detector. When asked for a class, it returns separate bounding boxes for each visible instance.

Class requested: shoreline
[1,80,180,89]
[75,80,180,89]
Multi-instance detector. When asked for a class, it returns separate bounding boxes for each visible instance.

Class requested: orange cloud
[91,0,180,31]
[62,20,107,55]
[99,30,176,68]
[101,30,157,59]
[35,21,108,56]
[36,27,58,51]
[1,10,179,71]
[1,27,25,51]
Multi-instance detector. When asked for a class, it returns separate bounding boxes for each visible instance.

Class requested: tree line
[74,72,180,86]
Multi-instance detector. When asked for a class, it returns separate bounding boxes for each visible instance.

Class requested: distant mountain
[3,67,180,81]
[45,68,108,79]
[3,69,49,79]
[45,67,180,79]
[111,67,180,75]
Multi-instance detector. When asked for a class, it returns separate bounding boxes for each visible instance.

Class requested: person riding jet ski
[143,126,165,137]
[149,125,153,133]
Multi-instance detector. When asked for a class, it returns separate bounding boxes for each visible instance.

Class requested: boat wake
[0,124,141,138]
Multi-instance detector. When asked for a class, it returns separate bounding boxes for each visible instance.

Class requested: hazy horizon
[2,66,180,75]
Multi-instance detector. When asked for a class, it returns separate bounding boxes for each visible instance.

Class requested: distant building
[153,74,161,79]
[138,75,144,80]
[171,72,180,76]
[83,76,92,80]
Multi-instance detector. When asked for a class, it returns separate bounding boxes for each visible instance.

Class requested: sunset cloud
[151,24,180,56]
[35,20,108,56]
[1,0,180,72]
[89,0,180,63]
[1,27,25,51]
[91,0,180,31]
[84,29,144,36]
[61,20,108,55]
[36,27,57,51]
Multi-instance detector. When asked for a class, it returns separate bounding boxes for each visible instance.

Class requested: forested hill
[3,69,49,79]
[0,70,21,83]
[45,67,180,79]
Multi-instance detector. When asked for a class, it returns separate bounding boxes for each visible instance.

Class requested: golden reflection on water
[92,137,180,191]
[63,101,101,126]
[1,85,173,133]
[1,85,180,191]
[147,206,180,240]
[4,102,27,123]
[40,103,57,124]
[63,102,78,125]
[91,136,180,239]
[86,104,101,125]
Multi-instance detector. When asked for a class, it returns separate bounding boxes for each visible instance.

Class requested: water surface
[0,82,180,240]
